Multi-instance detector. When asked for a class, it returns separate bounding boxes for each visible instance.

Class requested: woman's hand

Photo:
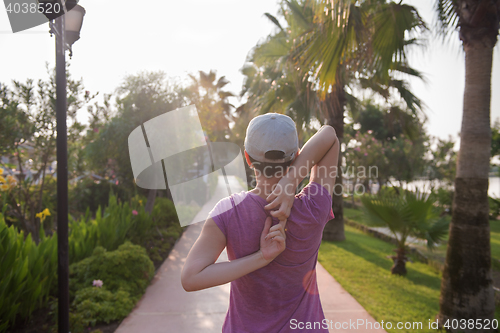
[259,216,287,262]
[264,176,296,221]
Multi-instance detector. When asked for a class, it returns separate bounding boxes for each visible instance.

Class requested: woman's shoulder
[209,191,250,219]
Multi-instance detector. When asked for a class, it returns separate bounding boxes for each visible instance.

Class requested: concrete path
[116,176,385,333]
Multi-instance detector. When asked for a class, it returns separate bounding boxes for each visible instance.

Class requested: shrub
[2,192,180,332]
[151,197,179,228]
[72,287,135,327]
[69,242,154,299]
[69,194,155,264]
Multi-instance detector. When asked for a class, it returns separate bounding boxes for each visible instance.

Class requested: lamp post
[40,2,85,332]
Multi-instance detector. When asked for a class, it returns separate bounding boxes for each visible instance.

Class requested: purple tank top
[209,182,334,332]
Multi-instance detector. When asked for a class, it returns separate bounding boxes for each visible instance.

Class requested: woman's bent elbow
[181,276,196,292]
[181,269,195,292]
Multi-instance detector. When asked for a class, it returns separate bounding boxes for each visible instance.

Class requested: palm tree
[435,0,500,326]
[242,0,426,241]
[186,70,235,142]
[239,2,324,142]
[361,188,449,275]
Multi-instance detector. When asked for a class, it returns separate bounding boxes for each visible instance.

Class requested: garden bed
[4,196,186,333]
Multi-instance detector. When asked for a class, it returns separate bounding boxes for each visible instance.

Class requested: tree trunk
[391,248,407,276]
[322,82,345,241]
[438,40,495,329]
[323,143,345,241]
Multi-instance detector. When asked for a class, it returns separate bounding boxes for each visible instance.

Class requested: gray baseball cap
[244,113,299,163]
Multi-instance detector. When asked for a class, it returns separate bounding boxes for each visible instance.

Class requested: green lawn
[319,226,444,333]
[323,209,500,331]
[344,207,368,224]
[346,207,500,269]
[414,219,500,271]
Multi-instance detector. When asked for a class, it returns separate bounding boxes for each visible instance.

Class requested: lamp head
[64,3,86,47]
[38,0,85,47]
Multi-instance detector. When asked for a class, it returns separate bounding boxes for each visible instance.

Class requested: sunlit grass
[346,206,500,268]
[319,226,444,333]
[327,209,500,330]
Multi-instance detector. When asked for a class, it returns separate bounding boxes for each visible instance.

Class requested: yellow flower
[0,168,3,174]
[139,200,143,206]
[0,184,8,191]
[5,175,17,189]
[0,176,5,183]
[36,208,51,223]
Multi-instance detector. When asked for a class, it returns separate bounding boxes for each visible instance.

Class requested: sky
[1,0,499,146]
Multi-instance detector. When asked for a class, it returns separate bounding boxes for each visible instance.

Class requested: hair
[247,154,293,178]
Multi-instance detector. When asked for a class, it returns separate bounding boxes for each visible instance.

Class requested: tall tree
[85,71,186,212]
[242,0,426,240]
[294,0,427,240]
[185,70,235,142]
[436,0,500,326]
[0,66,92,239]
[344,100,428,191]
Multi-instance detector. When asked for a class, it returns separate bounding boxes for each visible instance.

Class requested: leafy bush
[69,194,155,264]
[151,197,179,228]
[68,208,99,264]
[1,193,181,332]
[72,287,135,327]
[0,211,57,332]
[69,242,154,299]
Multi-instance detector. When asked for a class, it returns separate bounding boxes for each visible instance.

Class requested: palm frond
[264,13,285,33]
[361,187,449,250]
[435,0,459,39]
[361,194,405,236]
[285,0,314,31]
[389,79,424,115]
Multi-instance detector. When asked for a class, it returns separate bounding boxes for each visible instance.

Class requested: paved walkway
[116,176,385,333]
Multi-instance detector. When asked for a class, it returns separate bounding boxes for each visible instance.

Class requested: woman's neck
[250,176,281,200]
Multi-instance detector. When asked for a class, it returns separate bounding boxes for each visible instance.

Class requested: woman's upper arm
[181,218,226,286]
[310,138,339,197]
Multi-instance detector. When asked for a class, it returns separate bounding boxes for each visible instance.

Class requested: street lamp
[39,1,86,332]
[61,3,85,55]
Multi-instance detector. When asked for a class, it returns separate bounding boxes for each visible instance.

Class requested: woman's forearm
[286,125,338,186]
[182,250,270,292]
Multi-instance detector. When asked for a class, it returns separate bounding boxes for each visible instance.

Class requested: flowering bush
[1,193,182,332]
[68,242,154,331]
[92,280,103,288]
[0,169,17,192]
[69,242,154,298]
